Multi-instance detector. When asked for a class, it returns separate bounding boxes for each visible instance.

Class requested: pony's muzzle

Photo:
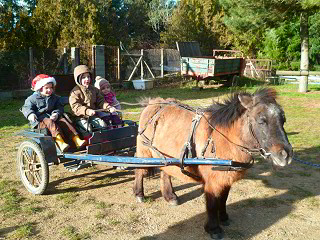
[270,144,293,167]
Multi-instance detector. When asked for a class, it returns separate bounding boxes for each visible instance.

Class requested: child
[94,76,122,128]
[69,65,116,133]
[21,74,86,152]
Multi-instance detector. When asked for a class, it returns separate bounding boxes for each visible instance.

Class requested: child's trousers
[38,117,78,140]
[75,116,107,134]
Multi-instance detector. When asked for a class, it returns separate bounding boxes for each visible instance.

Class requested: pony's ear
[238,94,253,109]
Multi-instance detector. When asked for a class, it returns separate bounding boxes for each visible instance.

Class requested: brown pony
[133,88,293,239]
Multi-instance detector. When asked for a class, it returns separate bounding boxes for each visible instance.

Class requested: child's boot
[55,134,70,152]
[72,135,86,148]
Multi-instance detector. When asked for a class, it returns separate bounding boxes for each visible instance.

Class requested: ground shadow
[47,167,136,195]
[139,145,320,239]
[0,225,21,238]
[0,222,39,239]
[148,182,203,203]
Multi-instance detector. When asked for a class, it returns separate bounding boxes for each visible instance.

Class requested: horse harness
[138,101,271,180]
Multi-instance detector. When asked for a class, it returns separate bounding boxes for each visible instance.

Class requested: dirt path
[1,142,320,240]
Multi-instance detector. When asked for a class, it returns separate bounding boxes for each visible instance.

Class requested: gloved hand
[50,113,59,121]
[87,109,96,116]
[109,106,117,113]
[28,113,37,122]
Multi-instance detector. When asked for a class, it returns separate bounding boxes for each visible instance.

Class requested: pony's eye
[257,116,267,125]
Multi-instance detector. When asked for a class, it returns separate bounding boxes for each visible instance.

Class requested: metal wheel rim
[17,141,48,194]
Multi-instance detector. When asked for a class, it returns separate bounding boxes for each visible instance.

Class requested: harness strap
[179,113,203,180]
[202,114,270,159]
[138,106,169,164]
[201,136,213,158]
[139,106,165,136]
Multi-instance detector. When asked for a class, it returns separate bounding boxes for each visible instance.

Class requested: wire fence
[120,48,180,80]
[0,46,181,91]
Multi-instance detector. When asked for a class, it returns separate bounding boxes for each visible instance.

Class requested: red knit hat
[32,74,56,91]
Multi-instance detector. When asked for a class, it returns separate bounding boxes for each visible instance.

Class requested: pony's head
[207,88,293,167]
[238,88,293,167]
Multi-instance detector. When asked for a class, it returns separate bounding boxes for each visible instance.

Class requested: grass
[61,226,90,240]
[1,80,320,239]
[9,222,35,239]
[95,201,112,209]
[0,180,24,216]
[56,192,79,205]
[95,211,107,219]
[289,186,313,198]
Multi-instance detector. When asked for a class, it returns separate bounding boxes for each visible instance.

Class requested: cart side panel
[214,58,241,76]
[87,136,137,155]
[181,57,242,79]
[181,57,215,78]
[89,125,138,144]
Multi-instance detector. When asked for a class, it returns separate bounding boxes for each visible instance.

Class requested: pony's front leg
[160,170,178,206]
[204,190,224,239]
[133,168,148,203]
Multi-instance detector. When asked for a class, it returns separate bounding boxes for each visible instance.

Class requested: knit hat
[94,76,110,89]
[32,74,56,91]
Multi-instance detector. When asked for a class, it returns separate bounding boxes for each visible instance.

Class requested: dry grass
[1,84,320,240]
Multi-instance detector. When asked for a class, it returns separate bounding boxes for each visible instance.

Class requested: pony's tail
[118,97,150,107]
[138,97,152,107]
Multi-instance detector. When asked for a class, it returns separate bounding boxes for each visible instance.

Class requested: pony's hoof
[210,232,224,240]
[205,226,224,240]
[136,196,144,203]
[220,219,230,226]
[169,199,179,206]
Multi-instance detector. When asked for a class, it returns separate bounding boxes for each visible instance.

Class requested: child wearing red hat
[21,74,86,152]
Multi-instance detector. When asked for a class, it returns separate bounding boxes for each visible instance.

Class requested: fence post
[141,49,144,80]
[71,47,80,71]
[161,48,164,78]
[92,45,105,80]
[29,47,35,79]
[63,48,68,74]
[117,47,121,82]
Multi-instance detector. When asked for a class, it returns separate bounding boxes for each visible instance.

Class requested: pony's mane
[204,88,278,127]
[139,88,278,127]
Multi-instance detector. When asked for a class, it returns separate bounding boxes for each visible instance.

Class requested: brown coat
[69,65,110,117]
[69,85,110,117]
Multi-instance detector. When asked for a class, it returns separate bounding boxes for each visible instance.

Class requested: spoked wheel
[17,140,49,195]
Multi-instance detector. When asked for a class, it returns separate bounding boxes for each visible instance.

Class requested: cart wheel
[17,140,49,195]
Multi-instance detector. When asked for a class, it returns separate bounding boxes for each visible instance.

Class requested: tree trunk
[299,12,309,93]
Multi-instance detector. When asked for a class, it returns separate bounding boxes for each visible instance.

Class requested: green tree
[259,19,301,70]
[309,12,320,66]
[0,0,33,50]
[220,0,320,92]
[161,0,226,54]
[147,0,176,34]
[32,0,101,50]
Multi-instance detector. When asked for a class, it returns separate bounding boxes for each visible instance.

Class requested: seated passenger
[94,76,122,128]
[69,65,116,134]
[21,74,86,152]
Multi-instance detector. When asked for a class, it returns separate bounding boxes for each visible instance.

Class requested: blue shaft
[62,154,232,166]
